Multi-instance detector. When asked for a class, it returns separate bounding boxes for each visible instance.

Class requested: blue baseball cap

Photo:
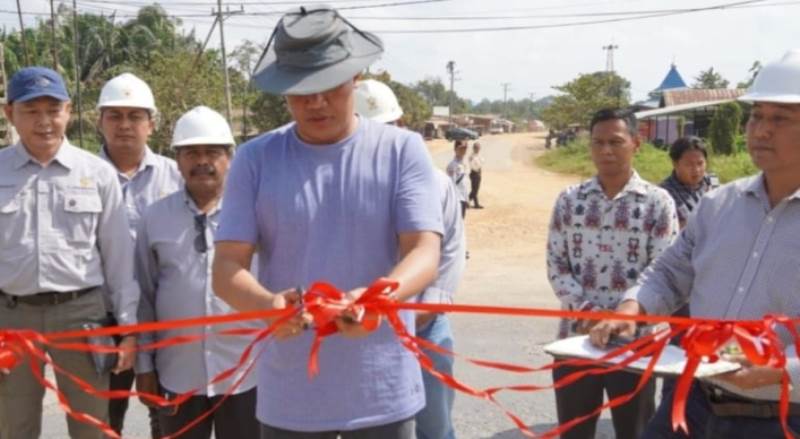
[8,66,70,103]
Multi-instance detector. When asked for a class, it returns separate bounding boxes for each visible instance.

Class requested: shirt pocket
[59,187,103,247]
[0,187,23,249]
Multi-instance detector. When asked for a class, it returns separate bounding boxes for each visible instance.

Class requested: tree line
[1,4,548,153]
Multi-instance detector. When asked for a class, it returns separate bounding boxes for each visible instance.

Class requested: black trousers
[552,364,655,439]
[260,416,414,439]
[109,362,162,438]
[159,387,259,439]
[468,171,482,207]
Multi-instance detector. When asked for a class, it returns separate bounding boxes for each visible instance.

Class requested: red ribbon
[672,317,791,437]
[1,279,798,439]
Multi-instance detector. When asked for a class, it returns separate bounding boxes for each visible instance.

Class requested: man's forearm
[388,234,441,302]
[212,257,275,312]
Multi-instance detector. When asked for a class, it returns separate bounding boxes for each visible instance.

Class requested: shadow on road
[487,419,616,438]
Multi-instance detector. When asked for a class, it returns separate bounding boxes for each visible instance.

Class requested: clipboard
[544,335,742,378]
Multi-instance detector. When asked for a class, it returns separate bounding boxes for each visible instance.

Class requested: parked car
[445,127,479,141]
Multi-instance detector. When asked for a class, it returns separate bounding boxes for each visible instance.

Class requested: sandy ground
[40,133,623,438]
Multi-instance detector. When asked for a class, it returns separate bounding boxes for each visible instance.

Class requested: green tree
[736,61,761,89]
[412,77,469,115]
[231,40,264,139]
[692,67,730,89]
[249,93,292,132]
[540,71,631,129]
[708,102,742,155]
[364,71,431,130]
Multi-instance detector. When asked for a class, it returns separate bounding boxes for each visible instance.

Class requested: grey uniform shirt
[135,189,258,396]
[417,170,466,304]
[100,146,182,240]
[625,174,800,402]
[0,141,140,325]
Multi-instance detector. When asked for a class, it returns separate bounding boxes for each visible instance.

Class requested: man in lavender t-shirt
[212,7,443,439]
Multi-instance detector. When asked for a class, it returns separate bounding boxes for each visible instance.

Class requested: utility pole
[72,0,83,148]
[213,1,243,124]
[501,82,511,118]
[446,60,456,124]
[49,0,59,69]
[15,0,30,65]
[602,43,619,72]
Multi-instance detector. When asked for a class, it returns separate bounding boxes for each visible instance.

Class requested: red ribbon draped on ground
[1,278,798,438]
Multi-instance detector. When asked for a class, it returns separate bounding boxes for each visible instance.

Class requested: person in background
[660,136,720,229]
[356,78,466,439]
[447,140,470,218]
[468,142,484,209]
[97,71,181,438]
[546,108,678,439]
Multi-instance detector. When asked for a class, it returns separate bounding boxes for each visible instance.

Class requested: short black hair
[589,108,638,137]
[669,136,708,162]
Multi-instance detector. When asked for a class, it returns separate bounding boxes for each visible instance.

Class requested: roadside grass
[535,139,757,184]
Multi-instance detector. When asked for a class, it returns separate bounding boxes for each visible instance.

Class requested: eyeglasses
[194,214,208,253]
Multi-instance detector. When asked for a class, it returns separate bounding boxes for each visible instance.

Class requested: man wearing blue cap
[212,6,443,439]
[0,67,140,439]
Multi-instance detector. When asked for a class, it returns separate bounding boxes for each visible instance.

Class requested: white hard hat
[97,73,157,112]
[354,79,403,124]
[171,106,235,149]
[739,49,800,104]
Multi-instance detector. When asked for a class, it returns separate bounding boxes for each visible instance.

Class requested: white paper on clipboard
[544,335,741,377]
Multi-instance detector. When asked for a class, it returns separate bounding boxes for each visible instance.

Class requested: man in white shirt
[468,142,484,209]
[447,140,470,218]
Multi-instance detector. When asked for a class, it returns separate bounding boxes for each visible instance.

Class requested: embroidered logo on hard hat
[367,96,378,111]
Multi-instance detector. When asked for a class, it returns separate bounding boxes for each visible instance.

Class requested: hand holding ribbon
[672,318,790,437]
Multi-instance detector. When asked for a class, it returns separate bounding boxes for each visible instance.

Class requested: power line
[1,0,794,29]
[364,0,770,34]
[0,0,800,20]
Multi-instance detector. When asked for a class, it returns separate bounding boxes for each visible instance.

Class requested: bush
[536,138,757,184]
[708,102,742,155]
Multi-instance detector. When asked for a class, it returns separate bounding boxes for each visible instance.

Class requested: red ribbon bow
[302,278,399,377]
[673,319,788,436]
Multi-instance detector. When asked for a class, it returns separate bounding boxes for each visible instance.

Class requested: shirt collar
[181,187,223,217]
[667,171,711,193]
[582,170,648,198]
[12,138,75,170]
[743,173,800,202]
[100,145,157,176]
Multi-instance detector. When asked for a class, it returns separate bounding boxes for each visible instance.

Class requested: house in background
[636,88,746,147]
[634,63,745,147]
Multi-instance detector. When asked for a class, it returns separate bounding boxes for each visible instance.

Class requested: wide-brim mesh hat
[252,6,384,95]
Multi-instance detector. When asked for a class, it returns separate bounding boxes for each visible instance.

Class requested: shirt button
[752,252,759,258]
[738,287,745,293]
[767,216,775,223]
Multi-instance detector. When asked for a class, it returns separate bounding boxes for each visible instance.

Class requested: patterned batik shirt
[660,172,720,228]
[547,171,679,338]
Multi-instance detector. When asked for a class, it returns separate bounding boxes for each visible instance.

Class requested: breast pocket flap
[64,191,102,213]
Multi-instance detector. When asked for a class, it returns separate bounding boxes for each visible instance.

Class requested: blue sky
[4,0,798,102]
